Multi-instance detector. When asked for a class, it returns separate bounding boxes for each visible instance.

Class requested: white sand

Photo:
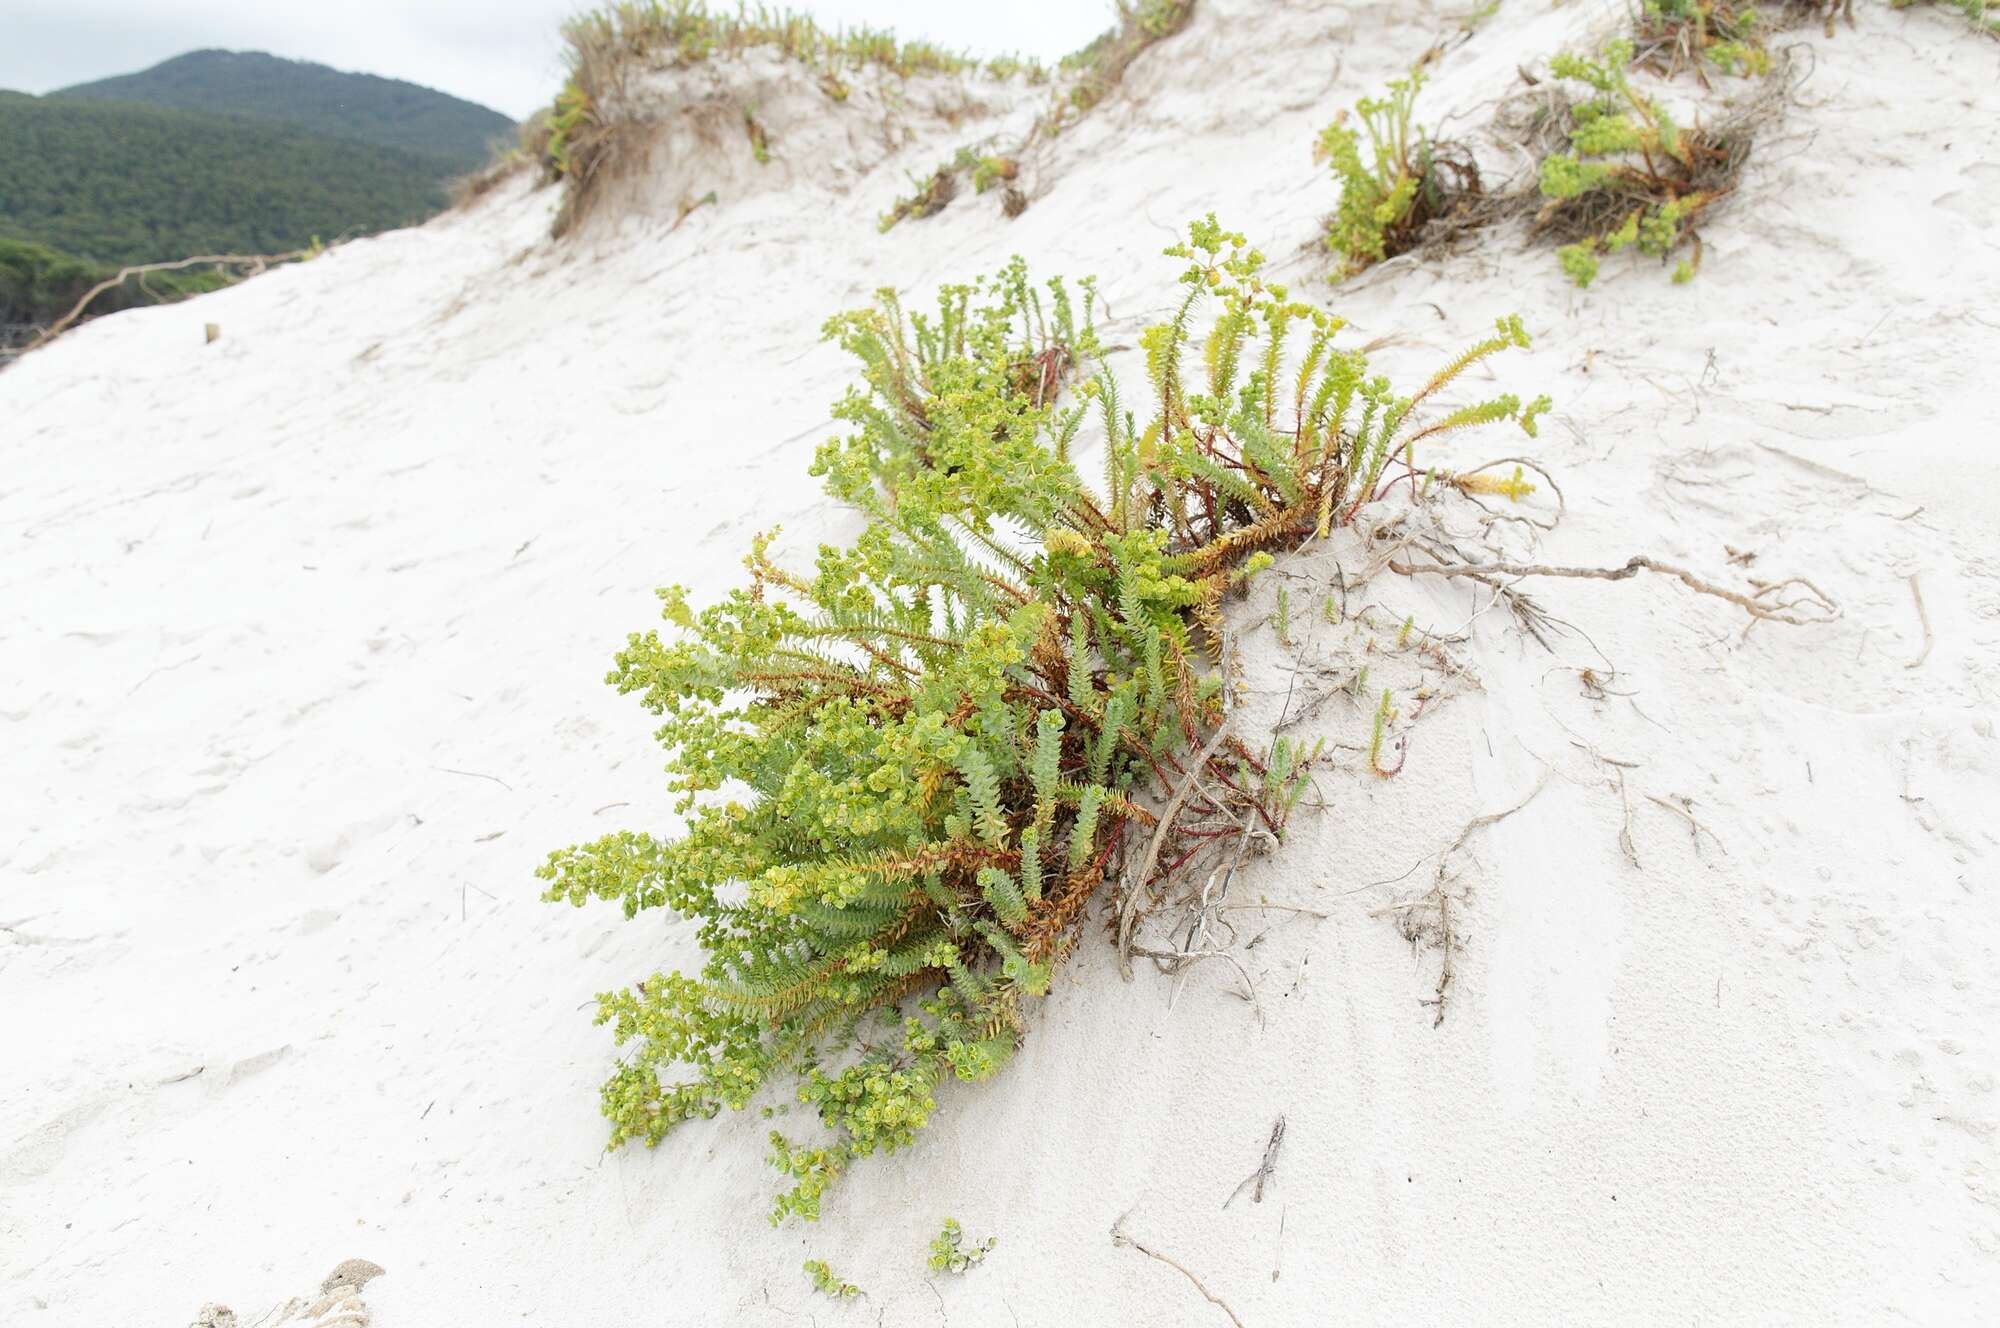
[5,1,1999,1322]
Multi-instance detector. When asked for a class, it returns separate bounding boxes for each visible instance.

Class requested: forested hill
[55,50,514,175]
[0,91,448,266]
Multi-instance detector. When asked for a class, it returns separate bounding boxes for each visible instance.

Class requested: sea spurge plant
[1635,0,1775,76]
[928,1217,996,1273]
[544,216,1545,1223]
[1534,39,1744,286]
[1318,70,1479,277]
[803,1258,860,1297]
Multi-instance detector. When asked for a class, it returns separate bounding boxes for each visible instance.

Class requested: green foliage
[1318,70,1479,277]
[1369,687,1396,776]
[0,236,226,343]
[1319,70,1425,273]
[1534,40,1743,287]
[1040,0,1196,136]
[541,2,1049,232]
[1556,241,1601,287]
[0,92,445,266]
[545,216,1544,1223]
[879,164,962,232]
[1891,0,2000,34]
[541,77,597,185]
[970,155,1019,194]
[927,1217,995,1273]
[878,149,1020,232]
[1634,1,1775,76]
[803,1258,860,1297]
[54,49,514,175]
[744,110,772,164]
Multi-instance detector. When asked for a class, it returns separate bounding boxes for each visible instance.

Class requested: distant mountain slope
[0,91,447,266]
[55,49,515,174]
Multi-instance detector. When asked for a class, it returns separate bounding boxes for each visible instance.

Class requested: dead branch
[1645,793,1726,854]
[1389,554,1838,627]
[1110,1212,1245,1328]
[32,249,314,347]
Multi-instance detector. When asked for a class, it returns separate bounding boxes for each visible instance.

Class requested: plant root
[1388,554,1839,628]
[1373,773,1550,1026]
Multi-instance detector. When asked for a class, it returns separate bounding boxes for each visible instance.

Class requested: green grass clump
[542,216,1546,1225]
[1318,69,1480,278]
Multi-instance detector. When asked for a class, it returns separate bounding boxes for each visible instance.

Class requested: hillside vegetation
[0,90,446,266]
[56,49,516,175]
[0,236,226,356]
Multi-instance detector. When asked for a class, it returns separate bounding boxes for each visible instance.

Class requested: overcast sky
[0,1,1114,121]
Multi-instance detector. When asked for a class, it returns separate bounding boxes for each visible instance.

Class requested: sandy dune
[5,1,1998,1323]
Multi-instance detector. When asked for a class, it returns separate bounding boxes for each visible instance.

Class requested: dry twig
[1110,1212,1245,1328]
[1904,573,1933,670]
[1646,793,1725,854]
[1225,1116,1287,1208]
